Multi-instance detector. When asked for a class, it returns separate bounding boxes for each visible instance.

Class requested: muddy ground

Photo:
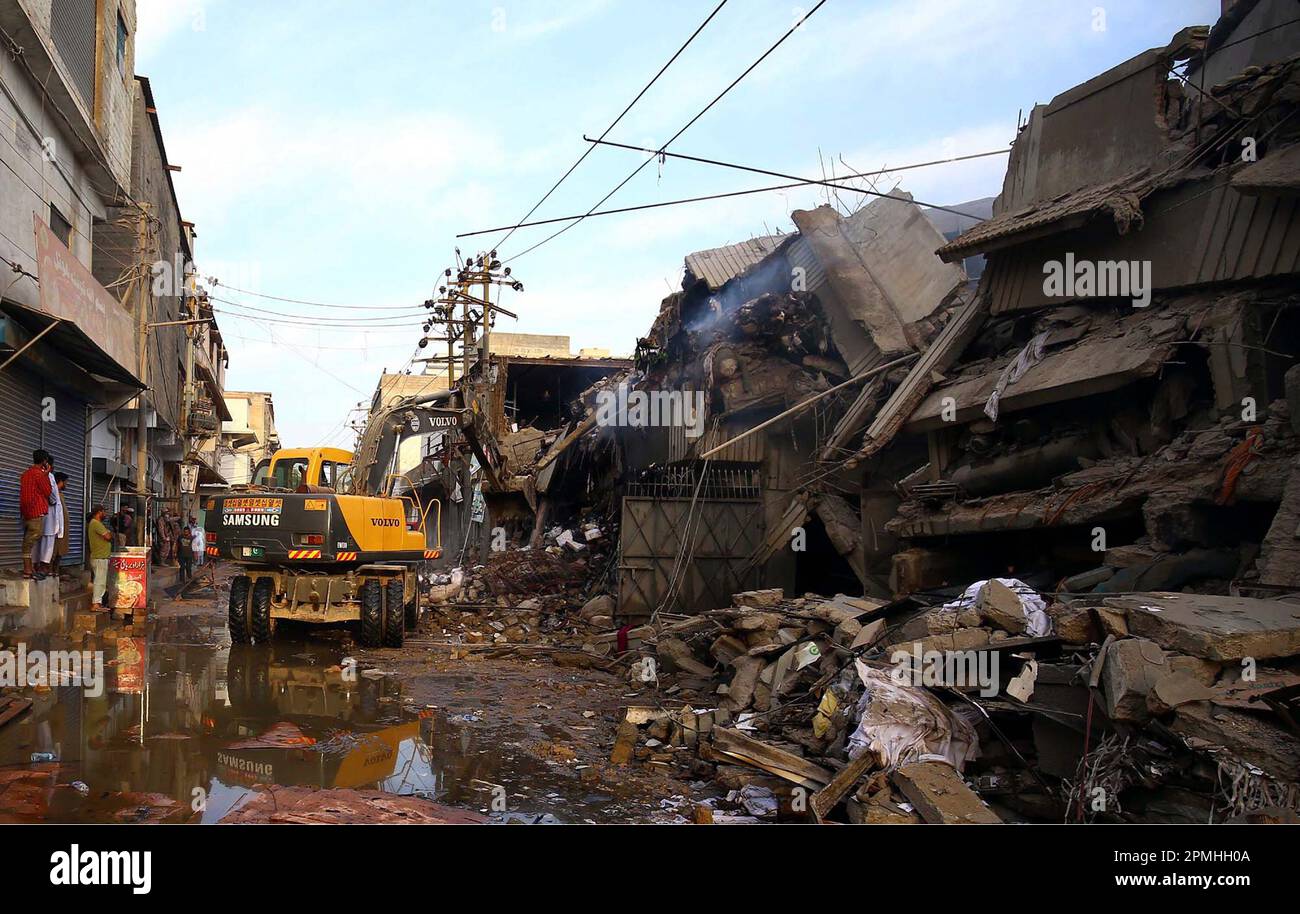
[0,563,705,824]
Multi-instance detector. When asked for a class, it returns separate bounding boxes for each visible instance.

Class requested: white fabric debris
[942,577,1053,637]
[846,660,979,771]
[984,331,1050,422]
[728,785,779,818]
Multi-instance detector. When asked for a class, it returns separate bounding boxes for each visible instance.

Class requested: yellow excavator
[204,390,503,647]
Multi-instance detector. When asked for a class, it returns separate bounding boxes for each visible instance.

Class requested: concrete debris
[397,2,1300,825]
[891,761,1002,824]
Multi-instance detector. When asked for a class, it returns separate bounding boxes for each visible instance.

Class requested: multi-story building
[89,73,227,524]
[210,390,279,485]
[0,0,141,569]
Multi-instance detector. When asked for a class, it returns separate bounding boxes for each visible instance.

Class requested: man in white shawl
[38,461,64,571]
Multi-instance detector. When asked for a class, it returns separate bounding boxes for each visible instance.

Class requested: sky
[134,0,1222,447]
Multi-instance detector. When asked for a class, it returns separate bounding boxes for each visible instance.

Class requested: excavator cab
[264,447,353,493]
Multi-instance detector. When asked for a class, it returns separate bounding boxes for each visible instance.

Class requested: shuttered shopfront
[0,366,88,567]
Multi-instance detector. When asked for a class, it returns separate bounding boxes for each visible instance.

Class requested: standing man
[152,510,164,565]
[111,504,133,550]
[176,518,194,582]
[38,458,63,577]
[20,450,53,580]
[169,512,182,566]
[51,472,70,573]
[190,516,205,568]
[87,505,113,611]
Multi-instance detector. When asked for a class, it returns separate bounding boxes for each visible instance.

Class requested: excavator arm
[350,390,503,496]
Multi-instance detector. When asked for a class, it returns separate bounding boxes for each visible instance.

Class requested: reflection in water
[0,617,596,823]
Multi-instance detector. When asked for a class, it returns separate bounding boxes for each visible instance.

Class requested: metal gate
[617,467,763,618]
[0,366,88,566]
[41,385,87,564]
[0,368,43,568]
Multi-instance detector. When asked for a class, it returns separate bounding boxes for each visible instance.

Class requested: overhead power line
[493,0,729,251]
[583,138,996,220]
[208,294,427,323]
[459,145,1009,237]
[503,0,830,263]
[219,314,371,394]
[208,279,426,311]
[226,332,414,352]
[212,304,421,331]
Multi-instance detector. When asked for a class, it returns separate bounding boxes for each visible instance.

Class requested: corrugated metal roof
[937,169,1156,262]
[684,235,785,290]
[784,235,827,294]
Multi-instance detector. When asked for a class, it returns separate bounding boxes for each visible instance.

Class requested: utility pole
[132,204,156,548]
[421,252,522,564]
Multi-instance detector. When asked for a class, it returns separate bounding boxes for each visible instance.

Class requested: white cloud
[491,0,612,43]
[166,107,502,231]
[134,0,214,67]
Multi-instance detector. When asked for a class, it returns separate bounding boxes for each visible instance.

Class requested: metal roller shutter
[0,368,45,568]
[40,384,88,565]
[50,0,98,110]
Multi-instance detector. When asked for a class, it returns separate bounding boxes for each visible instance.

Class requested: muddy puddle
[0,614,621,823]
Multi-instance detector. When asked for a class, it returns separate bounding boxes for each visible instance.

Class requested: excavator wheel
[250,577,275,643]
[359,579,383,647]
[383,578,405,648]
[228,575,252,644]
[404,579,420,630]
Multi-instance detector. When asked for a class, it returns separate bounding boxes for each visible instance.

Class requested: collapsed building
[887,12,1300,602]
[422,0,1300,823]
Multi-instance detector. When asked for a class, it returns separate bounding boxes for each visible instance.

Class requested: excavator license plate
[241,547,265,558]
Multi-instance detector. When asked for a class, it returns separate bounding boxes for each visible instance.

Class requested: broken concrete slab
[733,589,784,608]
[1047,602,1101,643]
[657,637,716,677]
[1169,701,1300,782]
[890,761,1001,824]
[1257,461,1300,588]
[1105,593,1300,661]
[1147,672,1216,716]
[1099,637,1170,723]
[893,627,992,657]
[978,579,1031,634]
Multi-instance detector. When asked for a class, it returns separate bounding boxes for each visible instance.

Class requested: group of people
[18,449,69,581]
[153,509,206,581]
[19,448,208,611]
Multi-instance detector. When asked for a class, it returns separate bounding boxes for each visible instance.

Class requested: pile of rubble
[605,583,1300,823]
[422,515,617,650]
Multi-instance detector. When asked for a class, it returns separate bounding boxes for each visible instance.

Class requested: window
[48,204,72,247]
[116,10,128,74]
[335,463,355,494]
[270,458,310,490]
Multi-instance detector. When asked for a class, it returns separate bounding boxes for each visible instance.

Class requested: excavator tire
[359,579,383,647]
[228,575,252,644]
[250,577,275,643]
[404,580,420,630]
[383,578,405,648]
